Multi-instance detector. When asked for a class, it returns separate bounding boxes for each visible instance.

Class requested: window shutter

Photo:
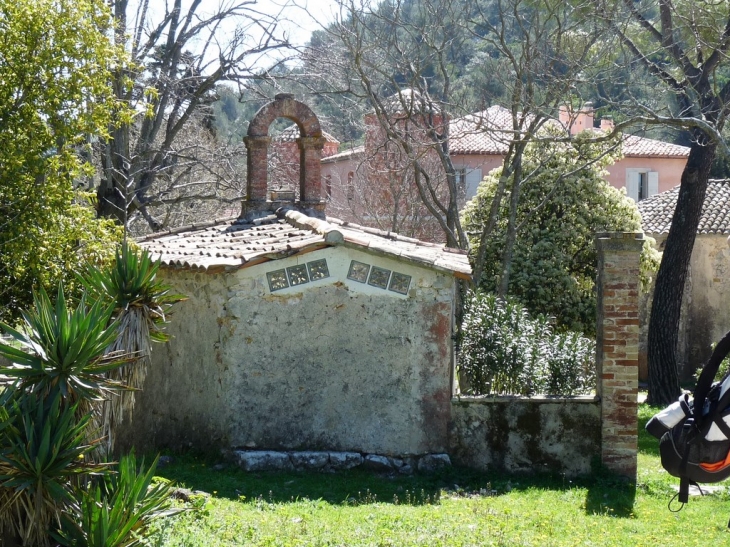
[648,171,659,197]
[626,170,639,202]
[465,168,483,199]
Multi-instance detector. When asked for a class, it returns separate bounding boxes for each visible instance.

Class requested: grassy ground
[144,404,730,546]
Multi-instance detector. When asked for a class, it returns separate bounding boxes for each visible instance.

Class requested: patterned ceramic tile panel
[347,261,370,283]
[287,264,310,286]
[307,259,329,280]
[388,272,412,295]
[267,269,289,292]
[368,266,391,289]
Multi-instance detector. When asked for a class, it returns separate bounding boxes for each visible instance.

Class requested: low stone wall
[449,396,601,476]
[229,450,451,475]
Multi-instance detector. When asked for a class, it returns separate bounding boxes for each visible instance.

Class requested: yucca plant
[0,285,132,410]
[53,453,180,547]
[78,241,184,454]
[0,391,103,547]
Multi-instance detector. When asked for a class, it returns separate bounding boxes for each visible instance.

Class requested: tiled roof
[638,179,730,235]
[273,124,339,143]
[137,209,471,277]
[321,145,365,163]
[448,105,689,158]
[622,135,689,158]
[449,106,514,155]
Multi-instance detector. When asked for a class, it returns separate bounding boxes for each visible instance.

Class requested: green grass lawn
[145,404,730,546]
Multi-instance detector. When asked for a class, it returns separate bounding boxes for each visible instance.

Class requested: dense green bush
[458,291,595,396]
[462,131,660,336]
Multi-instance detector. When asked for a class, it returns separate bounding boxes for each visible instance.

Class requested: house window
[626,169,658,202]
[347,172,355,201]
[324,175,332,200]
[454,168,467,193]
[638,172,648,201]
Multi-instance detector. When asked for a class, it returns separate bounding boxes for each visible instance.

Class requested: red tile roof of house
[448,105,690,158]
[638,179,730,235]
[449,106,514,155]
[273,124,339,143]
[621,135,689,158]
[321,145,365,163]
[137,208,471,277]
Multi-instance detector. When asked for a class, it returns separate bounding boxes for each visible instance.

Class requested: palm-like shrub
[0,281,179,545]
[54,454,177,547]
[0,391,102,547]
[0,285,128,407]
[79,241,184,453]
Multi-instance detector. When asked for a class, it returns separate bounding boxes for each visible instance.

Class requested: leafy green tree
[462,131,658,335]
[590,0,730,405]
[0,0,124,323]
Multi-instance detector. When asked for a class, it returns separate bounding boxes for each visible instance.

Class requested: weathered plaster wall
[641,234,730,380]
[118,246,456,457]
[449,397,601,476]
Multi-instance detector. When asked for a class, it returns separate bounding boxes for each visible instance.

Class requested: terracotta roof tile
[638,179,730,235]
[447,105,690,158]
[137,210,471,277]
[321,145,365,163]
[621,135,689,158]
[273,124,339,143]
[449,106,514,155]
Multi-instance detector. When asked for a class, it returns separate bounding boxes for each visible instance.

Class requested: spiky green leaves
[78,241,185,343]
[53,454,180,547]
[0,390,103,546]
[0,285,131,401]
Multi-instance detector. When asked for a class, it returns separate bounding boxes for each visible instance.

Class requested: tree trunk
[498,156,523,297]
[646,134,716,406]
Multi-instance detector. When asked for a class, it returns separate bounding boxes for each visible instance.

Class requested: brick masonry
[596,232,644,478]
[242,94,326,220]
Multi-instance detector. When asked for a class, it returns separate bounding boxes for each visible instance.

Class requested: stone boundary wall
[448,233,641,479]
[229,450,451,475]
[449,396,601,476]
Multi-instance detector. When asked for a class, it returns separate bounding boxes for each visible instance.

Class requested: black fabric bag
[646,330,730,522]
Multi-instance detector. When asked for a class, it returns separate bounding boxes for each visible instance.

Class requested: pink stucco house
[319,103,690,226]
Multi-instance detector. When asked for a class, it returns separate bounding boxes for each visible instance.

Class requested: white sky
[259,0,341,47]
[130,0,341,68]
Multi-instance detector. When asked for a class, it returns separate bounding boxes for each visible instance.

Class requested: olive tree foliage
[462,131,659,336]
[0,0,124,323]
[97,0,292,234]
[589,0,730,405]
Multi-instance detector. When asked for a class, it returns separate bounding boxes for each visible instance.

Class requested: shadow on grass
[638,403,662,458]
[154,451,638,516]
[583,466,637,518]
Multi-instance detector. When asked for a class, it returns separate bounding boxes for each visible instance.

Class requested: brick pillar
[243,135,271,202]
[596,232,644,478]
[298,136,326,205]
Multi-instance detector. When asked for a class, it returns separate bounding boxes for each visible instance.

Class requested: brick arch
[243,94,327,214]
[247,93,323,139]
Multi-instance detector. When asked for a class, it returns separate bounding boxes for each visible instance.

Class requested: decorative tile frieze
[267,258,410,296]
[267,259,330,292]
[266,269,289,292]
[388,272,412,295]
[347,261,370,283]
[368,266,391,289]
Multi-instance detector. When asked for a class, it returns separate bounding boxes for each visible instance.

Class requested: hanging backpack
[646,329,730,522]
